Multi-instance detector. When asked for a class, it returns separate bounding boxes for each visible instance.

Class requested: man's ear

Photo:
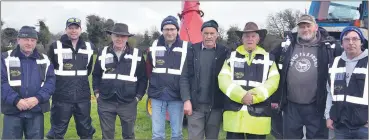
[314,24,319,32]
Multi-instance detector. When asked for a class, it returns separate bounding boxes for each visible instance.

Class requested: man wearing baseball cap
[1,26,56,139]
[270,14,343,139]
[325,26,368,139]
[46,17,96,139]
[146,15,191,140]
[180,20,230,139]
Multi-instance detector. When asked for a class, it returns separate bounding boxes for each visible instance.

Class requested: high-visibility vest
[98,46,142,82]
[328,53,368,127]
[54,40,93,76]
[149,39,188,75]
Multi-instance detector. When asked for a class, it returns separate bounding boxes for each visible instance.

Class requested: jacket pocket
[350,105,368,126]
[223,97,243,111]
[248,99,272,117]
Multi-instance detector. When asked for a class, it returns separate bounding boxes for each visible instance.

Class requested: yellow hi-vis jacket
[218,45,280,134]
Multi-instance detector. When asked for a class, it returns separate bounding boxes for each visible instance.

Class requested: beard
[298,31,316,41]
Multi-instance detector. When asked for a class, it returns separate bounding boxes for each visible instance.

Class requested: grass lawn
[0,95,274,139]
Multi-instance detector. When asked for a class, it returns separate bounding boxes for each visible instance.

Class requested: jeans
[151,98,184,140]
[283,101,328,139]
[2,113,44,139]
[334,125,368,139]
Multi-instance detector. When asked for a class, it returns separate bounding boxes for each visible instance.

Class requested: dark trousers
[187,105,222,139]
[283,101,328,139]
[226,132,266,139]
[46,101,95,139]
[334,124,368,139]
[97,97,138,139]
[271,108,283,139]
[2,113,44,139]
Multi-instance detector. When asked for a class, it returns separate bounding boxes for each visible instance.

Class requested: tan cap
[297,14,317,25]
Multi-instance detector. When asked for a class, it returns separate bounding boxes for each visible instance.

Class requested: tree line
[1,9,302,53]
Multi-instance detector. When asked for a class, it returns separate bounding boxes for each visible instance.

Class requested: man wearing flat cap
[1,26,56,139]
[92,23,147,139]
[180,19,230,139]
[146,15,191,140]
[46,17,96,139]
[218,22,280,139]
[270,14,343,139]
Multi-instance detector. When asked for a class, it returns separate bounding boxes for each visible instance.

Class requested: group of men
[1,13,368,140]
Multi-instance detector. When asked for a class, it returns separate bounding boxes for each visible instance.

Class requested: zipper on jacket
[25,58,29,97]
[74,51,77,101]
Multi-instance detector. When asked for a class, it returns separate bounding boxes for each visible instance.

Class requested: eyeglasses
[67,18,81,23]
[343,37,361,43]
[163,28,176,32]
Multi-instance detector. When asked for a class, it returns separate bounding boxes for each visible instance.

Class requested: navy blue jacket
[1,46,56,115]
[92,43,147,103]
[146,35,191,101]
[47,34,95,103]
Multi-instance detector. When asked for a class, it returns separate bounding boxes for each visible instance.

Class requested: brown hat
[236,22,267,41]
[297,14,316,25]
[106,23,134,37]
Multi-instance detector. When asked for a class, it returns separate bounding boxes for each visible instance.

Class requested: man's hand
[326,118,334,130]
[271,103,279,109]
[184,100,193,116]
[242,92,254,105]
[25,97,39,109]
[16,99,30,111]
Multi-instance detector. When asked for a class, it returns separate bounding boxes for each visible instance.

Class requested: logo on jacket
[10,70,21,77]
[334,85,343,92]
[64,63,73,70]
[156,59,165,65]
[235,72,244,79]
[106,68,115,73]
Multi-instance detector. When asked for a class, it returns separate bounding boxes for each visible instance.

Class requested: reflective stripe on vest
[54,40,93,76]
[4,50,50,87]
[149,40,188,75]
[98,46,141,82]
[228,51,272,100]
[329,56,368,105]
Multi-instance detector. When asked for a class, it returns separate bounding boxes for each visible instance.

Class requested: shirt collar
[202,43,216,50]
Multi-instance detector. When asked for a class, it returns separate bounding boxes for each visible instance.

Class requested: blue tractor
[308,1,368,40]
[290,1,368,42]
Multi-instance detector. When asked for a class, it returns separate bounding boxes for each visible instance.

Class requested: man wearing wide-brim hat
[218,22,280,139]
[92,23,147,139]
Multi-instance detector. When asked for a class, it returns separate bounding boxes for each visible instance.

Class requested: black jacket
[270,28,343,113]
[92,44,147,103]
[180,42,230,109]
[47,34,96,103]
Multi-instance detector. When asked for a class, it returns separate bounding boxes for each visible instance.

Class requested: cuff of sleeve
[136,95,143,101]
[182,96,191,102]
[13,96,21,106]
[94,89,100,95]
[35,95,43,103]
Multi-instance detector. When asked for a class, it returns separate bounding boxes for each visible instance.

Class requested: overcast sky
[1,1,311,34]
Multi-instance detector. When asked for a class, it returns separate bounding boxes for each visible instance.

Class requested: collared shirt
[113,44,127,61]
[202,43,216,50]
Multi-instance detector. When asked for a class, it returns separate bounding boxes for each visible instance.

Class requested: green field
[0,96,275,139]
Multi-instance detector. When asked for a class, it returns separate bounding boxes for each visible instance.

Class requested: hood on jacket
[341,49,368,62]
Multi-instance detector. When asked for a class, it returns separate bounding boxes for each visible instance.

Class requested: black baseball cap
[66,17,81,28]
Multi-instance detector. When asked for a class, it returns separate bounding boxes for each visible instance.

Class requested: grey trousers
[97,97,138,139]
[187,105,223,139]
